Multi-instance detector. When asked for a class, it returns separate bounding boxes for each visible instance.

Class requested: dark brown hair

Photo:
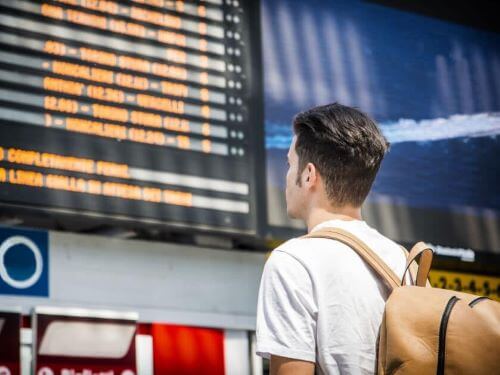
[293,103,389,207]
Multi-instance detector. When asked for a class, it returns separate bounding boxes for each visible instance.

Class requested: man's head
[285,103,389,219]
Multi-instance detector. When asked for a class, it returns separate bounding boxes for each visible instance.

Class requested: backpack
[304,227,500,374]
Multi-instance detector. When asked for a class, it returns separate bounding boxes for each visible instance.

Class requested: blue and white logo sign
[0,226,49,297]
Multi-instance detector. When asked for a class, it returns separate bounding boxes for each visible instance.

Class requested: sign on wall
[0,226,49,297]
[0,309,21,375]
[33,307,138,375]
[152,323,225,375]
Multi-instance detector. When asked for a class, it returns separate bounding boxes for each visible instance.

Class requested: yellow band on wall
[429,270,500,301]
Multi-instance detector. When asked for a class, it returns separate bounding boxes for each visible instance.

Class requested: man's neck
[306,206,362,233]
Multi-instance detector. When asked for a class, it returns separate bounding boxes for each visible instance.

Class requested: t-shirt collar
[310,218,368,233]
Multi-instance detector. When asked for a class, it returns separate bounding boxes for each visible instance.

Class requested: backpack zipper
[437,296,460,375]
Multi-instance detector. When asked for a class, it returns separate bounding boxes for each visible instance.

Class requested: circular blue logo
[0,235,43,289]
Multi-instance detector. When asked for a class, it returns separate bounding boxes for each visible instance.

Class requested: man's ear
[305,163,317,187]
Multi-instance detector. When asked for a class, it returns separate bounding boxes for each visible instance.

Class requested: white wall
[0,230,266,330]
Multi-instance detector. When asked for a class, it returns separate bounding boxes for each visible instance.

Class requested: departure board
[0,0,263,234]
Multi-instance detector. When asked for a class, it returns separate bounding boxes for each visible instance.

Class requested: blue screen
[262,0,500,235]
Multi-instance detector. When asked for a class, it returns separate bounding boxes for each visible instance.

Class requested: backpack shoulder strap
[302,227,400,291]
[399,246,417,285]
[401,242,434,287]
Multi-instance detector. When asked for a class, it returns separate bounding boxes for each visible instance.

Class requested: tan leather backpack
[305,228,500,375]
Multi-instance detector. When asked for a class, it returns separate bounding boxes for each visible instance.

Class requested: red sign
[33,307,137,375]
[0,310,21,375]
[152,323,225,375]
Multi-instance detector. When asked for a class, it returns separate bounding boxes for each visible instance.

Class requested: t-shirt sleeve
[256,249,317,362]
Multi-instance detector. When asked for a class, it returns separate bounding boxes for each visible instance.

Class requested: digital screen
[0,0,263,234]
[262,0,500,249]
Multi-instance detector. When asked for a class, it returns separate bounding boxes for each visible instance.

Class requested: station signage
[34,307,138,375]
[0,309,21,375]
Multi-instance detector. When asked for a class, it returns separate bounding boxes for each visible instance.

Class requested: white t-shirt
[256,219,408,374]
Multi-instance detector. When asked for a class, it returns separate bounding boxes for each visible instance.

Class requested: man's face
[285,136,306,219]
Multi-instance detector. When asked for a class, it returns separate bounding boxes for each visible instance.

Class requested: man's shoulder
[273,237,302,254]
[268,238,304,267]
[262,239,314,287]
[271,234,353,264]
[272,236,328,255]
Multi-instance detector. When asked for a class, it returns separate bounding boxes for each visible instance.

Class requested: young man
[256,103,408,374]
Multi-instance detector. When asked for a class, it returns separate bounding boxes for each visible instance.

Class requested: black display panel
[0,0,263,235]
